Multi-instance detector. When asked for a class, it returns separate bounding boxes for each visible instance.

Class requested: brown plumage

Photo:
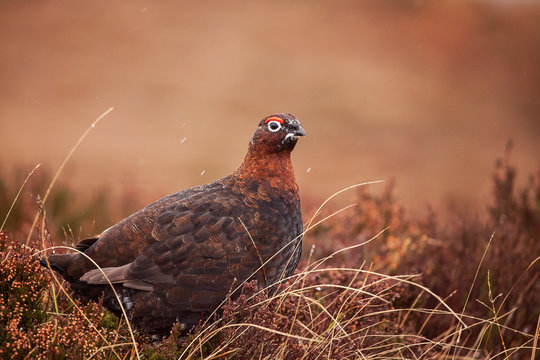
[41,113,306,336]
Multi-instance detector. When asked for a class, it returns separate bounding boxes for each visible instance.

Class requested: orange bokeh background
[1,0,539,218]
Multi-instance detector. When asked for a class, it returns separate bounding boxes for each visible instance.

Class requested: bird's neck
[232,149,299,194]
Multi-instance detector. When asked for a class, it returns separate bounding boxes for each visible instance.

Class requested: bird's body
[42,114,305,336]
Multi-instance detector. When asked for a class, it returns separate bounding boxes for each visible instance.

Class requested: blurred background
[1,0,539,222]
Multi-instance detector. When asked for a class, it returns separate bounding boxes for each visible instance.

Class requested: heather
[0,151,538,359]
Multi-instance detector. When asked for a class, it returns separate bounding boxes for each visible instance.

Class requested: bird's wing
[68,183,219,279]
[81,186,265,311]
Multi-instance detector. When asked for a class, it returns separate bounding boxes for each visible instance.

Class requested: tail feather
[39,253,75,278]
[39,256,65,273]
[39,237,99,278]
[74,237,99,252]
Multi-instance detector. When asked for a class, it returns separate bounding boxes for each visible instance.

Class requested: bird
[41,113,306,337]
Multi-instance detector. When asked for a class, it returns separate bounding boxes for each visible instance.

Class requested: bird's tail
[39,236,99,278]
[39,253,70,275]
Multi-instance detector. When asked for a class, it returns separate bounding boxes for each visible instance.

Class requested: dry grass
[0,113,538,358]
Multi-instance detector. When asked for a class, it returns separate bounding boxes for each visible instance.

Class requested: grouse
[41,113,306,336]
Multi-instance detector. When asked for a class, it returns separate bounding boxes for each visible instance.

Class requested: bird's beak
[283,124,306,144]
[294,125,306,137]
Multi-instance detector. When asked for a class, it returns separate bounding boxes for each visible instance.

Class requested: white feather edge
[80,264,154,291]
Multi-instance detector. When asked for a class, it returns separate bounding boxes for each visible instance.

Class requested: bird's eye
[267,120,282,132]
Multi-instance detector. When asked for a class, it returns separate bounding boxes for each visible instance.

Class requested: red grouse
[41,113,305,336]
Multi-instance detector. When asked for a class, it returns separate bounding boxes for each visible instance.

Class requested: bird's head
[250,113,306,154]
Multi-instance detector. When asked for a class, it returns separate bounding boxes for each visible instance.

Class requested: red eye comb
[265,116,284,124]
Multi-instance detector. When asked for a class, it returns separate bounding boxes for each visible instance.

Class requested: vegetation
[0,150,538,359]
